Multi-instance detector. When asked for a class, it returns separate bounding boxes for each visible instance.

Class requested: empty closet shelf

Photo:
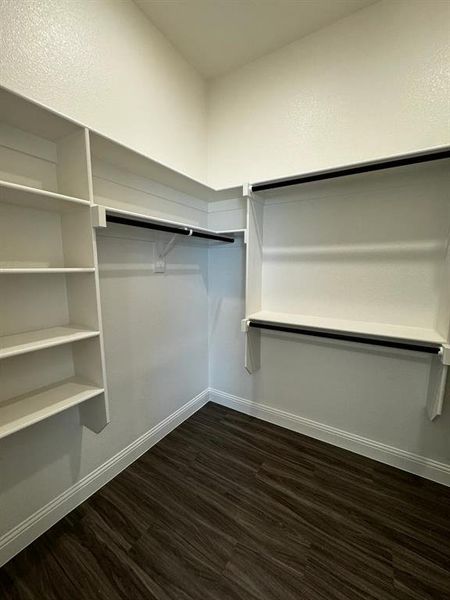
[104,206,235,244]
[0,267,96,274]
[0,327,100,360]
[247,311,445,350]
[0,379,104,440]
[0,180,90,211]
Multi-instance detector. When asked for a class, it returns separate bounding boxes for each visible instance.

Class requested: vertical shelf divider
[243,184,264,373]
[78,128,110,432]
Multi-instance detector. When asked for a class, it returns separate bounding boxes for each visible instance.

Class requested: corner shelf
[0,379,104,440]
[247,310,445,348]
[0,326,100,360]
[0,180,90,212]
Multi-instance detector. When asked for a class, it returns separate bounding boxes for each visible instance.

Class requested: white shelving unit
[0,85,239,440]
[242,156,450,420]
[0,87,109,438]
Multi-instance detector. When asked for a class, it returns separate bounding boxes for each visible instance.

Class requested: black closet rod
[248,321,441,355]
[106,215,234,243]
[252,148,450,192]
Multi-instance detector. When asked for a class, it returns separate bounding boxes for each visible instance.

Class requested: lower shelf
[0,379,104,440]
[247,310,446,347]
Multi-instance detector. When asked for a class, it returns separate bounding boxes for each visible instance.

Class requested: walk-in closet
[1,1,449,599]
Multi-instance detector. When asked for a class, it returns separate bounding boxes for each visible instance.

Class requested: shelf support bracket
[427,344,450,420]
[242,319,261,374]
[79,393,109,433]
[154,233,181,273]
[243,182,254,200]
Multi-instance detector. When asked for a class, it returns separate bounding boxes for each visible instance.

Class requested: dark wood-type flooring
[1,402,450,600]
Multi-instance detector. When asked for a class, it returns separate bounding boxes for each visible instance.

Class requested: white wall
[261,162,449,333]
[207,0,450,188]
[0,0,208,182]
[3,0,447,190]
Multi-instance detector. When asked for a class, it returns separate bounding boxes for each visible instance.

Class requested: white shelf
[247,310,446,346]
[0,180,90,212]
[0,267,95,274]
[104,205,228,238]
[0,326,100,360]
[103,205,235,245]
[90,132,216,201]
[0,379,104,440]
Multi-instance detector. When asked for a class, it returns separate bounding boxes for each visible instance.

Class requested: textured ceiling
[135,0,378,79]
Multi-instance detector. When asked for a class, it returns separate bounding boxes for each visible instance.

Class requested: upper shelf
[247,310,446,348]
[102,206,235,244]
[0,86,80,142]
[251,147,450,192]
[90,133,218,202]
[0,180,90,212]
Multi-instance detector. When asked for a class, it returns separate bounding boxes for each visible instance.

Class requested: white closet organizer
[241,151,450,420]
[87,132,235,271]
[1,83,448,437]
[0,87,109,439]
[0,86,238,439]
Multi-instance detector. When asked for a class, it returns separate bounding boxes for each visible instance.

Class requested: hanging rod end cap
[241,319,250,333]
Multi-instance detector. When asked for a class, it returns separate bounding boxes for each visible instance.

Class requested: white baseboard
[0,389,209,568]
[209,388,450,487]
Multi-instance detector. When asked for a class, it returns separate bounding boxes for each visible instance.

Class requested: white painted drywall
[2,0,447,190]
[261,162,449,333]
[0,0,208,182]
[207,0,450,188]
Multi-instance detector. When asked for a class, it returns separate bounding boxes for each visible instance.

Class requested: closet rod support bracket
[243,183,254,199]
[91,205,107,228]
[241,319,250,333]
[438,344,450,365]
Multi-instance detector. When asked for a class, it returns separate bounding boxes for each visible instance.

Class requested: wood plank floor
[1,402,450,599]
